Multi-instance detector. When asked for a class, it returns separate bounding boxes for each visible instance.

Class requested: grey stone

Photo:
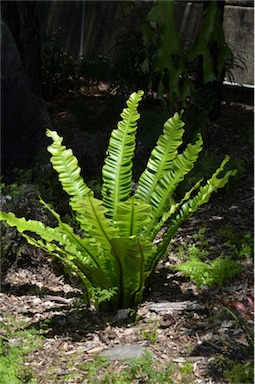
[149,301,201,314]
[99,344,155,361]
[115,309,129,321]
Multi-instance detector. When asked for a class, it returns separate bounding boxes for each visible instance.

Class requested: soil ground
[0,90,254,383]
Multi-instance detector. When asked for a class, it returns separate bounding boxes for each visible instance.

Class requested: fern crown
[0,91,237,310]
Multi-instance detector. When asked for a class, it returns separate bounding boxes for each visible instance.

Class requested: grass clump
[220,224,254,260]
[223,361,254,384]
[76,351,175,383]
[210,356,254,384]
[0,315,41,384]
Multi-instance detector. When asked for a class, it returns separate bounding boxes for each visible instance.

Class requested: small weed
[140,321,158,343]
[75,351,175,383]
[176,228,209,262]
[224,361,254,384]
[210,356,254,384]
[177,361,194,383]
[125,351,174,383]
[90,287,119,310]
[77,356,111,383]
[0,319,13,341]
[174,239,243,289]
[0,314,42,384]
[185,243,208,260]
[127,308,141,324]
[174,225,251,289]
[220,224,254,260]
[175,242,202,262]
[219,224,237,243]
[192,226,209,248]
[179,361,193,375]
[239,236,254,258]
[229,234,253,260]
[121,351,174,383]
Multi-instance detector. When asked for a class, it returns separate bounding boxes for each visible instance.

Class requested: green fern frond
[0,209,120,294]
[39,197,117,277]
[0,211,80,254]
[174,256,211,288]
[174,253,243,289]
[145,133,203,235]
[110,237,153,308]
[24,234,108,304]
[150,156,237,272]
[135,111,185,204]
[76,196,117,251]
[151,178,204,239]
[209,253,243,287]
[115,196,151,237]
[46,130,91,199]
[173,155,235,229]
[102,91,144,219]
[0,91,238,311]
[25,234,94,278]
[46,129,93,234]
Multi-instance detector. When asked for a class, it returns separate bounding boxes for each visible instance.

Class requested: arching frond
[0,91,237,312]
[46,130,91,199]
[145,134,203,235]
[110,237,153,308]
[39,198,117,279]
[46,129,93,233]
[102,91,144,219]
[150,178,203,240]
[149,156,237,273]
[115,196,151,237]
[135,111,185,204]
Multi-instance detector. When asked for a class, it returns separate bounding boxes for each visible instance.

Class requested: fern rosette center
[0,91,237,311]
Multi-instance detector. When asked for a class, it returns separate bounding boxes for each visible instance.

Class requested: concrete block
[223,5,254,85]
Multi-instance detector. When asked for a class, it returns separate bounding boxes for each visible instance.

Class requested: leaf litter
[1,99,253,383]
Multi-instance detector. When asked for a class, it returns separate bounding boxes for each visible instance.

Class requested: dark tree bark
[1,1,53,181]
[1,1,42,93]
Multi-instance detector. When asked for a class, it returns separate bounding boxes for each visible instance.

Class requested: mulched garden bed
[1,91,253,383]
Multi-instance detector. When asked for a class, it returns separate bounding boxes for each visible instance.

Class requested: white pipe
[223,80,254,89]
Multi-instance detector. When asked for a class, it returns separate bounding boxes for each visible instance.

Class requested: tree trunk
[1,2,52,181]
